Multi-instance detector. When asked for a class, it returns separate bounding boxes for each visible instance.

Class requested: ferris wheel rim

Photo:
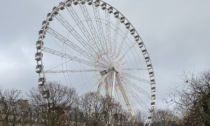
[35,0,156,124]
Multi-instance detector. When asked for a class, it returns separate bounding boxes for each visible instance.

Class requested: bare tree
[79,92,131,126]
[134,111,145,126]
[27,81,78,126]
[79,92,103,126]
[100,95,125,126]
[169,71,210,126]
[0,88,25,126]
[151,109,180,126]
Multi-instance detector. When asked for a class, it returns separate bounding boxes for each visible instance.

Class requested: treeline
[0,70,209,126]
[0,82,144,126]
[151,70,210,126]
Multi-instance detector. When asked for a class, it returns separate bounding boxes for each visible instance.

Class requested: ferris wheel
[35,0,156,125]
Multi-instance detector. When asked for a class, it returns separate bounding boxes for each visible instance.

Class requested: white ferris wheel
[35,0,156,125]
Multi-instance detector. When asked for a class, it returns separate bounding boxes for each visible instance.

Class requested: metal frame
[35,0,156,125]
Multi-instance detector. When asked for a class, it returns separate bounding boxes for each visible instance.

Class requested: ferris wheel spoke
[118,41,136,61]
[79,4,103,52]
[92,5,108,53]
[47,27,93,60]
[70,74,98,92]
[112,19,121,56]
[66,6,100,52]
[42,47,104,67]
[116,73,134,117]
[115,28,129,58]
[111,72,116,97]
[121,79,150,110]
[44,69,97,73]
[98,74,108,95]
[114,86,127,109]
[129,92,150,112]
[95,53,110,65]
[55,14,96,57]
[105,10,112,53]
[123,78,150,99]
[125,87,150,114]
[44,58,72,73]
[97,72,111,93]
[122,72,150,85]
[123,67,148,71]
[76,72,111,92]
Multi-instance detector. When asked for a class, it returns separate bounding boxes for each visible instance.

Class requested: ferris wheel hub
[113,62,121,73]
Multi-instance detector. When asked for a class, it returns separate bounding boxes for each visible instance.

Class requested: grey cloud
[0,0,210,109]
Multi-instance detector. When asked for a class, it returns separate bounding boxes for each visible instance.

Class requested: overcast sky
[0,0,210,108]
